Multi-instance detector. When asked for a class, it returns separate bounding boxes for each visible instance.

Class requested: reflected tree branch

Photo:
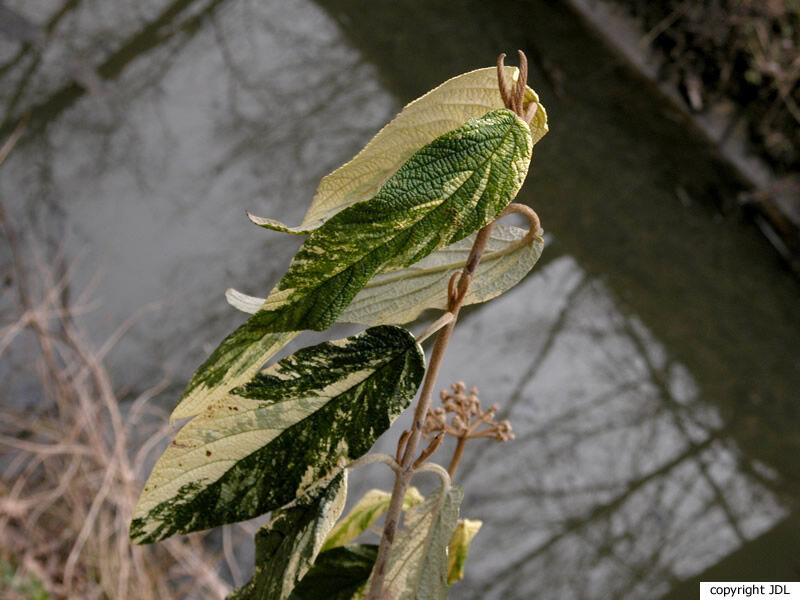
[0,0,230,137]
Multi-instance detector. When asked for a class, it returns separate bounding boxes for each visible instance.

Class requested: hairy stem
[447,435,468,479]
[366,50,534,597]
[366,223,496,599]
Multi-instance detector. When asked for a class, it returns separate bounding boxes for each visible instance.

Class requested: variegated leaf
[131,326,424,544]
[174,108,532,419]
[250,66,547,235]
[227,224,543,326]
[228,471,348,600]
[446,518,482,585]
[369,486,464,600]
[171,328,297,420]
[288,544,377,600]
[321,487,424,552]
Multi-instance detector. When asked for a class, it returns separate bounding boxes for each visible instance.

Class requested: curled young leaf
[131,326,424,544]
[366,486,464,600]
[446,518,483,585]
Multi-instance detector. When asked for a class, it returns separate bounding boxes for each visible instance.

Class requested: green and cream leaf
[171,327,297,421]
[321,487,424,552]
[228,471,348,600]
[446,518,483,585]
[368,486,464,600]
[339,224,542,325]
[174,108,532,419]
[131,326,424,544]
[228,224,543,326]
[249,66,547,234]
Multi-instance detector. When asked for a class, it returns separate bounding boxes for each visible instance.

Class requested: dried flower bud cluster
[424,381,514,442]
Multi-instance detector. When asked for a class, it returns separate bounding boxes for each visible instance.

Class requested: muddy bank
[567,0,800,274]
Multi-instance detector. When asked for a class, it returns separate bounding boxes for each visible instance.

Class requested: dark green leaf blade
[288,544,378,600]
[131,326,424,544]
[228,472,348,600]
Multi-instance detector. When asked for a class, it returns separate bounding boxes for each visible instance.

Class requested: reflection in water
[359,256,785,599]
[1,1,798,598]
[0,0,397,391]
[431,257,784,598]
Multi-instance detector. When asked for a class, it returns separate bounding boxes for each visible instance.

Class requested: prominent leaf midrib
[385,118,519,249]
[377,112,516,188]
[226,226,538,319]
[178,109,529,417]
[214,345,415,499]
[436,122,520,243]
[398,127,511,179]
[135,328,424,543]
[299,68,535,231]
[357,229,534,290]
[389,498,448,595]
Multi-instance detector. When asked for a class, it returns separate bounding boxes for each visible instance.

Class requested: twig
[413,462,452,498]
[366,222,497,599]
[416,311,454,343]
[412,432,444,469]
[366,51,536,600]
[346,452,401,473]
[448,435,468,479]
[0,117,26,166]
[640,6,686,48]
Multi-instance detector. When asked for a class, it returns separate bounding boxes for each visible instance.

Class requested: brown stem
[447,435,468,479]
[366,51,534,598]
[366,223,497,600]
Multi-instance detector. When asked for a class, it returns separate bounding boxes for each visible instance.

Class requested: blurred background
[1,0,798,598]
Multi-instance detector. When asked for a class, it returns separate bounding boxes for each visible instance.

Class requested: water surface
[1,0,798,597]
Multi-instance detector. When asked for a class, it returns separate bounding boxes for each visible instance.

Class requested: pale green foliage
[174,65,547,422]
[322,487,424,552]
[173,109,532,421]
[228,223,543,326]
[131,326,424,544]
[446,519,483,584]
[249,66,546,235]
[367,487,464,600]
